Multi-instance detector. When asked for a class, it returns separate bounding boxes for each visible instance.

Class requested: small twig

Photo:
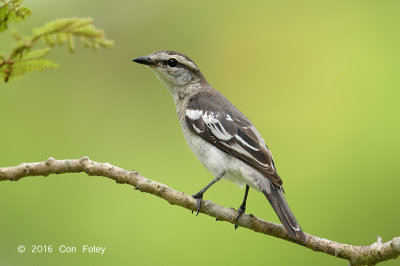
[0,157,399,265]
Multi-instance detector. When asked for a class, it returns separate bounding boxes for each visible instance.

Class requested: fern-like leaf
[31,18,114,52]
[0,0,31,33]
[10,59,59,80]
[21,48,51,60]
[1,4,114,83]
[66,33,74,52]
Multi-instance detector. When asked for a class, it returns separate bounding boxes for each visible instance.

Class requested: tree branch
[0,157,399,265]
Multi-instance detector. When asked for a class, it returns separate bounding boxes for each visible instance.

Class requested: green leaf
[33,17,113,52]
[5,59,59,81]
[10,10,24,22]
[12,59,59,75]
[43,35,55,47]
[0,22,7,33]
[33,18,78,36]
[69,17,92,28]
[80,36,91,48]
[17,6,31,19]
[0,3,11,32]
[11,29,22,40]
[0,3,10,18]
[98,39,114,49]
[73,25,103,38]
[21,48,51,60]
[2,15,114,83]
[67,33,74,52]
[92,42,99,51]
[0,1,31,32]
[56,32,67,45]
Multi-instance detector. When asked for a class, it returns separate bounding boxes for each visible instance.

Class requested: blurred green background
[1,0,399,265]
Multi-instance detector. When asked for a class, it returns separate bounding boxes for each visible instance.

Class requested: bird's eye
[167,58,178,67]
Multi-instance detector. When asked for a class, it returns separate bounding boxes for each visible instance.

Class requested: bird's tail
[262,184,306,242]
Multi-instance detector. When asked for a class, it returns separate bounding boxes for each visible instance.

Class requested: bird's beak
[133,56,155,66]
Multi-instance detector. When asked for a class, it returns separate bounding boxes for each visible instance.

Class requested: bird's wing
[185,90,282,186]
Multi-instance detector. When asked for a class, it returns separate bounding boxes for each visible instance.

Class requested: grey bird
[133,50,306,242]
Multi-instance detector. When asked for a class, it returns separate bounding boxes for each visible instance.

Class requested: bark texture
[1,157,399,265]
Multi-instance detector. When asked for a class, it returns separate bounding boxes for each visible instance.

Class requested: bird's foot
[191,192,203,216]
[234,204,246,230]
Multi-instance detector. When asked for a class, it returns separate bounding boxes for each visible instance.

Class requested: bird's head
[133,50,207,100]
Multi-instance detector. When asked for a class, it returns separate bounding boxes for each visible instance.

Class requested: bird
[133,50,306,242]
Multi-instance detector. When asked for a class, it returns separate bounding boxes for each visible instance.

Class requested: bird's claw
[191,192,203,216]
[234,204,246,230]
